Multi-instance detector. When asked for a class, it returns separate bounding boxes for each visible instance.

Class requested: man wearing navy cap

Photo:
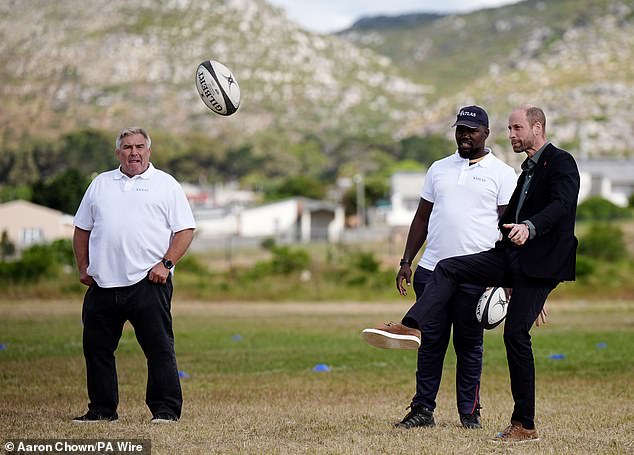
[453,105,490,128]
[363,105,580,443]
[363,105,517,430]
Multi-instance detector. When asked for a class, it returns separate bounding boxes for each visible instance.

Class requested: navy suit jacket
[498,143,580,282]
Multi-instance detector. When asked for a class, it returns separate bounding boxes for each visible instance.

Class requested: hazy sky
[267,0,523,32]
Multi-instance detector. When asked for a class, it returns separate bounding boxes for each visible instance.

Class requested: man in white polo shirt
[72,127,196,423]
[362,106,517,429]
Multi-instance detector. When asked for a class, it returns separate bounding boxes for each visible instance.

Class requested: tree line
[0,127,452,215]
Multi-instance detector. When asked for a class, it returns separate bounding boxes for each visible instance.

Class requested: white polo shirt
[419,150,517,271]
[74,164,196,288]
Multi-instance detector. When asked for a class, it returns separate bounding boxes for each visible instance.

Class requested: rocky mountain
[344,13,444,31]
[1,0,632,164]
[338,0,634,162]
[0,0,431,148]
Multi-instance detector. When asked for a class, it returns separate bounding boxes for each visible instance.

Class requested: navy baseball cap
[452,105,489,129]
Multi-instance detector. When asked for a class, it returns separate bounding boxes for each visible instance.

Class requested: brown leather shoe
[361,322,421,350]
[492,420,540,443]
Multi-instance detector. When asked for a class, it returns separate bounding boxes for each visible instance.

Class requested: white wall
[386,172,425,227]
[195,198,345,242]
[196,199,300,239]
[239,199,298,237]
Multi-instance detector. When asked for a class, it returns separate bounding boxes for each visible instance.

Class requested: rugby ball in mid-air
[195,60,240,116]
[476,287,508,329]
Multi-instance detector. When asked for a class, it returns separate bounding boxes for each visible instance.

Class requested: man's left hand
[148,263,170,284]
[535,307,548,327]
[503,223,530,246]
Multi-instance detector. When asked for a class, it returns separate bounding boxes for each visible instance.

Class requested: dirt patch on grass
[2,298,632,318]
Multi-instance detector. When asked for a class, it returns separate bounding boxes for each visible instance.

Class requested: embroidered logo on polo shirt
[136,188,149,192]
[472,176,487,183]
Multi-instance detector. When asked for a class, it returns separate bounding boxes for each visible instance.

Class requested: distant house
[386,160,634,225]
[195,197,345,243]
[0,200,74,249]
[578,159,634,206]
[386,171,426,227]
[181,181,257,209]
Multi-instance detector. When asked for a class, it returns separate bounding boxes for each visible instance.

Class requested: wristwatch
[399,258,411,267]
[161,258,174,269]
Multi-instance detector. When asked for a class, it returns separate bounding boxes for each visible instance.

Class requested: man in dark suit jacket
[367,105,580,443]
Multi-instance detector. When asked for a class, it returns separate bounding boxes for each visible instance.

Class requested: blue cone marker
[548,353,565,360]
[596,342,607,349]
[178,370,190,379]
[312,363,331,372]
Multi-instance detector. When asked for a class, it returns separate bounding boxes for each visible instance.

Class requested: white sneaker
[151,414,178,424]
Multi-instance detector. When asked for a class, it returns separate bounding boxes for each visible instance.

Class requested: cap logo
[452,105,488,128]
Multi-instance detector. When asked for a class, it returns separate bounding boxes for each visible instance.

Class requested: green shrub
[176,254,209,274]
[575,255,596,279]
[324,250,387,289]
[0,244,56,282]
[346,251,380,273]
[260,237,276,250]
[578,223,627,261]
[31,168,91,215]
[577,197,630,221]
[0,185,32,203]
[249,245,311,276]
[0,241,74,283]
[48,239,74,266]
[344,274,368,286]
[270,246,310,274]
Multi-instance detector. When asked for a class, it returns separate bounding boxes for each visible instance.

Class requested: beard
[458,144,478,159]
[511,143,523,153]
[511,137,534,153]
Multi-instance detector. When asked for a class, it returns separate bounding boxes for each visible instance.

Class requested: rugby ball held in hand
[195,60,240,116]
[476,287,508,329]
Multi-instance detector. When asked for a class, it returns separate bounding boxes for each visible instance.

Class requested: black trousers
[410,266,484,415]
[81,276,182,418]
[403,247,556,429]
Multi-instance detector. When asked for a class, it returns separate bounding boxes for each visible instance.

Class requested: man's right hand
[396,265,412,296]
[79,271,95,287]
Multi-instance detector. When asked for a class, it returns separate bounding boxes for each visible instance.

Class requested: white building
[386,171,426,227]
[386,160,634,226]
[180,181,257,208]
[195,197,345,243]
[578,159,634,206]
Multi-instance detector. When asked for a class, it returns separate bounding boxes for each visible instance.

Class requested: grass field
[1,298,633,454]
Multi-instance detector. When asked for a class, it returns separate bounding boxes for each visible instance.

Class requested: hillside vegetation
[0,0,430,147]
[0,0,631,188]
[339,0,634,159]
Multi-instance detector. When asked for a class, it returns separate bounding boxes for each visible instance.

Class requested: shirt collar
[452,147,493,167]
[113,163,155,180]
[521,142,548,172]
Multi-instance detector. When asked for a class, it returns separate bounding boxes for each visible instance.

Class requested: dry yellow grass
[1,300,633,454]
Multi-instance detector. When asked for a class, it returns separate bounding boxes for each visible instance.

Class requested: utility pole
[354,173,365,227]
